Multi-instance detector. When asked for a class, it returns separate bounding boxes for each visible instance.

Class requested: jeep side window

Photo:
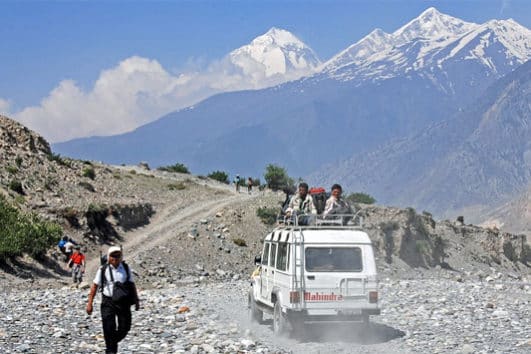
[262,243,270,266]
[269,243,277,268]
[276,242,289,271]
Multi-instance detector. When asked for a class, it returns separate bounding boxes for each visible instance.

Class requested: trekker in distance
[67,245,85,284]
[247,177,253,194]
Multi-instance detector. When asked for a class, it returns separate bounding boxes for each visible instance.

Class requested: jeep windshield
[305,247,362,272]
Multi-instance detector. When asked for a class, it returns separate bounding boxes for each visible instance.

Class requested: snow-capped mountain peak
[394,6,478,43]
[323,28,393,69]
[321,6,530,89]
[450,18,531,66]
[255,27,306,48]
[229,27,321,80]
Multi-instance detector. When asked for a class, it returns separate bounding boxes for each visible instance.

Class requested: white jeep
[248,214,380,334]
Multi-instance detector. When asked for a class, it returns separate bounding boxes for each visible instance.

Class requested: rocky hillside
[1,114,529,291]
[0,114,232,282]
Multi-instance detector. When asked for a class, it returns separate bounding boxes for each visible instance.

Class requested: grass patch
[232,238,247,247]
[6,165,18,174]
[82,166,96,180]
[168,182,186,191]
[78,181,95,192]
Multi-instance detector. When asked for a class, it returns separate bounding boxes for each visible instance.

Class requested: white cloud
[11,51,314,143]
[0,98,11,115]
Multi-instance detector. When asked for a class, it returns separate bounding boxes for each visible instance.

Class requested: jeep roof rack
[276,211,364,230]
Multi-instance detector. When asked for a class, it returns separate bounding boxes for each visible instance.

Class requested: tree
[208,170,229,184]
[263,164,293,191]
[157,163,190,174]
[345,192,376,205]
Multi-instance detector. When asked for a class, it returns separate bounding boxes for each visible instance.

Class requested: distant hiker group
[57,235,86,283]
[233,174,254,194]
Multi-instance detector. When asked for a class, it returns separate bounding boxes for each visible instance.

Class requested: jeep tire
[273,301,288,335]
[248,290,263,323]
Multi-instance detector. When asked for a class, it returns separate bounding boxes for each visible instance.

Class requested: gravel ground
[1,269,529,354]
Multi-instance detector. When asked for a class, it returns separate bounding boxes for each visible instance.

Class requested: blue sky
[0,0,529,142]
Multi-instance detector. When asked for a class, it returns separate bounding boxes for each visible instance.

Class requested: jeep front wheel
[273,301,288,335]
[248,290,263,323]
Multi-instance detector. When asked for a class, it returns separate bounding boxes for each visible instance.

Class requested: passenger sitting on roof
[285,182,317,225]
[323,184,352,217]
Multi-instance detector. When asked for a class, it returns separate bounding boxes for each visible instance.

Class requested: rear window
[305,247,362,272]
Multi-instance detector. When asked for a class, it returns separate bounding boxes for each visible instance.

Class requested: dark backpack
[100,261,131,293]
[310,187,328,214]
[99,251,107,266]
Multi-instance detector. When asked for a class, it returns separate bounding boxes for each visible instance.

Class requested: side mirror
[254,255,262,265]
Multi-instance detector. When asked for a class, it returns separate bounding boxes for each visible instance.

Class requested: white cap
[107,246,122,258]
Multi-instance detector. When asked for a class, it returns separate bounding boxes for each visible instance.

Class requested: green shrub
[345,192,376,205]
[15,156,23,167]
[256,207,278,225]
[415,240,430,254]
[112,173,122,179]
[44,178,58,191]
[233,238,247,247]
[78,181,95,192]
[47,152,71,167]
[87,203,109,214]
[14,195,25,206]
[264,164,293,191]
[9,180,24,195]
[6,165,18,174]
[208,170,229,184]
[168,182,186,191]
[0,195,62,260]
[82,166,96,180]
[158,163,190,174]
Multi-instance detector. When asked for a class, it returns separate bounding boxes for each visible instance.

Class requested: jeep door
[263,242,277,303]
[259,242,271,301]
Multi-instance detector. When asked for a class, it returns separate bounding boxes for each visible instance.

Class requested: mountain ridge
[52,8,531,233]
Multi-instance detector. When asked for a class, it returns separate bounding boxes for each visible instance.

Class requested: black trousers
[101,296,132,353]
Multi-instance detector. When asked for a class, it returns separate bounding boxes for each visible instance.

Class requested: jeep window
[276,243,289,271]
[269,243,277,268]
[262,243,270,265]
[305,247,362,272]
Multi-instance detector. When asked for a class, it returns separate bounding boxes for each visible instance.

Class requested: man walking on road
[67,245,85,284]
[86,246,139,354]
